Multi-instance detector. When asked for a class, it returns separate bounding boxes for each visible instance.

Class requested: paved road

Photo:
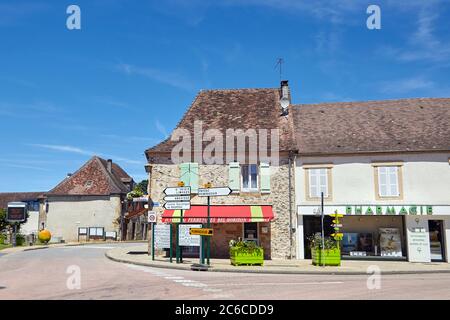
[1,243,450,300]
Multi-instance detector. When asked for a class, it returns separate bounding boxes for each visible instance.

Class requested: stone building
[145,81,298,259]
[44,156,134,242]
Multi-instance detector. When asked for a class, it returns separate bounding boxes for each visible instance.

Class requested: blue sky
[0,0,449,192]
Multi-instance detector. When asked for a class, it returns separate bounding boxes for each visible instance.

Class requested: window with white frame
[309,168,328,198]
[241,164,258,191]
[378,166,400,197]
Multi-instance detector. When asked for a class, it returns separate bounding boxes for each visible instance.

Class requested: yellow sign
[177,181,185,187]
[329,214,344,218]
[189,228,213,236]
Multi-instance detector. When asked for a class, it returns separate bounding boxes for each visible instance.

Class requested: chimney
[280,80,290,115]
[107,159,112,173]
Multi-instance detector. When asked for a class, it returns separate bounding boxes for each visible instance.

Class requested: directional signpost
[329,211,344,255]
[197,185,232,266]
[163,184,191,263]
[189,228,213,236]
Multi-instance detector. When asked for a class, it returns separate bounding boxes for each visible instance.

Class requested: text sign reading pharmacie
[298,205,447,216]
[163,186,191,196]
[179,224,202,246]
[154,224,171,249]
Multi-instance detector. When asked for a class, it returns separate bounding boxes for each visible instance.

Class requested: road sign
[154,224,171,249]
[331,224,343,228]
[329,213,344,218]
[7,202,27,222]
[189,228,213,236]
[147,211,157,223]
[163,186,191,196]
[198,187,232,197]
[331,233,344,240]
[163,201,191,210]
[164,195,191,202]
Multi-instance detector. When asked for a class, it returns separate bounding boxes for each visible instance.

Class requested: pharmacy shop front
[297,205,450,263]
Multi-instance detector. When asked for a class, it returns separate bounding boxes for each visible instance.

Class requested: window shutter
[189,162,199,194]
[389,167,399,196]
[179,163,190,188]
[309,169,318,198]
[378,167,388,197]
[228,162,240,193]
[319,169,328,197]
[260,163,271,193]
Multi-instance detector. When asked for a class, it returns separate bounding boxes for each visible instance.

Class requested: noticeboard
[154,224,171,249]
[179,224,202,247]
[7,202,27,222]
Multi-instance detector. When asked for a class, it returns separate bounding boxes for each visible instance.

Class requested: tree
[0,208,8,233]
[134,180,148,194]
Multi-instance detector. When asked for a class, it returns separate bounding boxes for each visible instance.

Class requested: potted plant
[229,239,264,266]
[308,233,341,266]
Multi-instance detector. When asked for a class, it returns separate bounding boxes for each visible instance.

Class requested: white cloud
[379,77,435,94]
[116,63,196,91]
[29,144,144,166]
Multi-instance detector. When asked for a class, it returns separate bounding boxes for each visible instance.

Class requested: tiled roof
[48,156,133,196]
[0,192,45,209]
[145,87,296,160]
[292,98,450,155]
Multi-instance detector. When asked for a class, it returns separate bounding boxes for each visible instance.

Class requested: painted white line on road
[164,276,184,280]
[56,246,118,249]
[202,288,222,293]
[212,294,233,299]
[173,279,195,283]
[208,281,344,287]
[182,283,208,288]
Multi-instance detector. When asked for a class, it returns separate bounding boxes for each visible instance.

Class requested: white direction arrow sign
[164,195,191,202]
[163,201,191,210]
[163,186,191,196]
[198,187,232,197]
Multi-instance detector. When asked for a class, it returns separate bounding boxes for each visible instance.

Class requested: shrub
[307,233,338,250]
[15,234,25,246]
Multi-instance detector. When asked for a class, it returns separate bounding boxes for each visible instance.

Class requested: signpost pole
[151,222,155,261]
[176,222,179,263]
[180,209,184,263]
[11,224,17,247]
[169,225,173,263]
[321,192,325,267]
[207,196,211,265]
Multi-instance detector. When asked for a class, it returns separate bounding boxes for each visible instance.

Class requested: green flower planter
[230,247,264,266]
[311,248,341,266]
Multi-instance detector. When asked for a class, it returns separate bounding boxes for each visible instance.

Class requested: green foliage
[0,209,8,232]
[15,234,25,246]
[307,233,338,250]
[229,239,263,255]
[0,233,6,245]
[134,180,148,194]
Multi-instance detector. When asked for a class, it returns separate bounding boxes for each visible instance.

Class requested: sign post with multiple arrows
[197,185,232,266]
[162,184,192,263]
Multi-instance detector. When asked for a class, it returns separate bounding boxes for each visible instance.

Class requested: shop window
[241,164,258,192]
[376,166,401,198]
[307,168,331,200]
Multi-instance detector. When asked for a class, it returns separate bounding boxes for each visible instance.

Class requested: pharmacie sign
[298,205,449,216]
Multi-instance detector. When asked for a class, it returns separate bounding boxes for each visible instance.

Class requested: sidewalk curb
[104,250,450,275]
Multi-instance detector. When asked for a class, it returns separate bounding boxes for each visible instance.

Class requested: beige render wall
[45,195,121,242]
[149,160,295,259]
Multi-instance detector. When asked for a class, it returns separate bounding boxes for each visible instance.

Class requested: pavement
[106,244,450,275]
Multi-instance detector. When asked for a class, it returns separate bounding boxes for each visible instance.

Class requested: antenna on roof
[274,58,284,82]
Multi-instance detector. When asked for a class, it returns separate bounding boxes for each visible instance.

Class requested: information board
[154,224,171,249]
[179,224,202,247]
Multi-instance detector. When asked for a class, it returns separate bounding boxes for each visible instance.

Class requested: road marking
[164,276,184,280]
[56,246,118,249]
[208,281,344,287]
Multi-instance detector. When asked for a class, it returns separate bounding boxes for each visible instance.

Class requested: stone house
[145,81,298,259]
[44,156,134,242]
[291,98,450,263]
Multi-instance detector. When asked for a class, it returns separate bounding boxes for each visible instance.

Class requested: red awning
[162,205,274,223]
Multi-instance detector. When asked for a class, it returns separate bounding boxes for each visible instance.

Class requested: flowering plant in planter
[308,233,341,266]
[229,239,264,266]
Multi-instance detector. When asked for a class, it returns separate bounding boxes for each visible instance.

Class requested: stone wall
[148,159,295,259]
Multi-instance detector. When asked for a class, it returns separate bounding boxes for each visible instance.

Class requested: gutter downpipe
[288,151,293,259]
